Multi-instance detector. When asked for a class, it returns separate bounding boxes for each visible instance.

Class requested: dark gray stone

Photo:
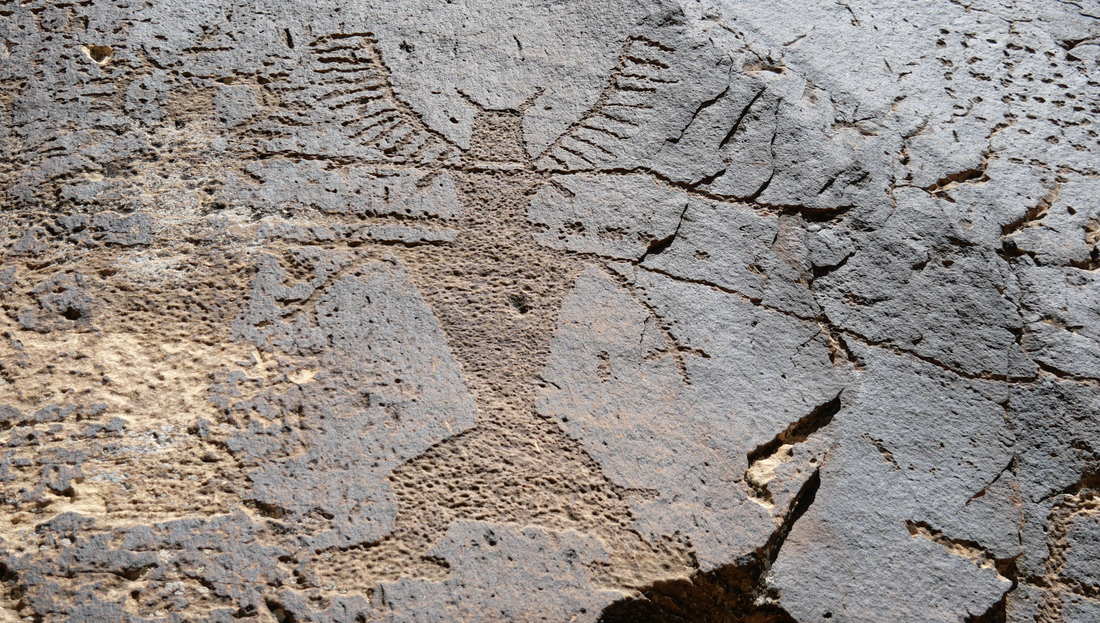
[1063,595,1100,623]
[538,265,843,569]
[1063,511,1100,589]
[771,342,1013,623]
[229,257,478,549]
[378,521,617,622]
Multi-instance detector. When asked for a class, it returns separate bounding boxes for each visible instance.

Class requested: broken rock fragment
[771,343,1015,623]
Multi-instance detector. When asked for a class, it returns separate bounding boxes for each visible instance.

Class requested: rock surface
[1,0,1098,621]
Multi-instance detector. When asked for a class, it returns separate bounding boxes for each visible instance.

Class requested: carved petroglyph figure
[2,1,1099,621]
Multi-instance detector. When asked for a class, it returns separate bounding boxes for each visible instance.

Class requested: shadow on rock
[599,472,820,623]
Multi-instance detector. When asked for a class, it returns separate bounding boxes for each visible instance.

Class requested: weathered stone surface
[527,173,686,261]
[228,256,479,549]
[1,0,1099,621]
[1016,260,1100,380]
[537,265,842,569]
[378,521,619,622]
[770,343,1014,622]
[1063,595,1100,623]
[1063,512,1100,590]
[1006,176,1100,269]
[812,187,1028,379]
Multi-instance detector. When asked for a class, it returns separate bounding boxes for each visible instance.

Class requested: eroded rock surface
[1,0,1098,621]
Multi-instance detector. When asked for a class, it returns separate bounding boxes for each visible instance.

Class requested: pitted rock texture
[1,1,1099,622]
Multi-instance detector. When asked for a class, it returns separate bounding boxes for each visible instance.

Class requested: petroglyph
[2,0,1099,621]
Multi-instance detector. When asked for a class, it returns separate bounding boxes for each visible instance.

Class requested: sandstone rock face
[0,1,1098,621]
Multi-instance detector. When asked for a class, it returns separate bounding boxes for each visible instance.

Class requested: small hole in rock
[81,45,113,65]
[508,293,531,314]
[62,307,82,321]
